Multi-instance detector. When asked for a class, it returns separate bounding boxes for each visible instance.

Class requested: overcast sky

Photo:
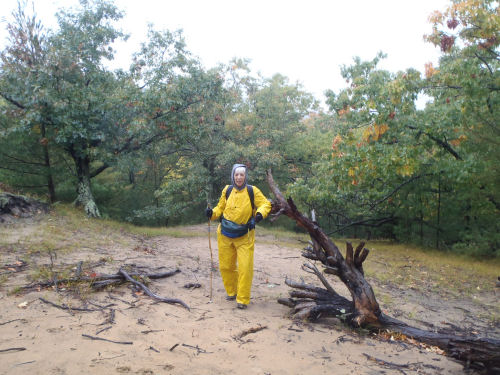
[0,0,450,105]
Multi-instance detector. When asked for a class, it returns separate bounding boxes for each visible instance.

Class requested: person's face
[234,169,246,187]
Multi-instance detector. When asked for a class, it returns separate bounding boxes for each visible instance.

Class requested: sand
[0,218,493,375]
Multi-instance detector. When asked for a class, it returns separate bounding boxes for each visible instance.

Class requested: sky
[0,0,451,106]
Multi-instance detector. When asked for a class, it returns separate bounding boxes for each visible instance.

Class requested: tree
[1,0,223,218]
[0,0,126,216]
[289,0,499,254]
[0,2,58,202]
[423,0,500,254]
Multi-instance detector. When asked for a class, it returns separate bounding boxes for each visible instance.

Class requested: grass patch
[0,274,8,286]
[53,204,204,238]
[346,239,499,296]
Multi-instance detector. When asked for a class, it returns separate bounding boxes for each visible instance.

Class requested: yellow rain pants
[210,185,271,306]
[217,227,255,305]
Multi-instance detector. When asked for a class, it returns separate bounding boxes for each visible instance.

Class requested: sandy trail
[0,219,492,375]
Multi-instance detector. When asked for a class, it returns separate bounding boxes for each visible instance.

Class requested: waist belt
[220,216,255,238]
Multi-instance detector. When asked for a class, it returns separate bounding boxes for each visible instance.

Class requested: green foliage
[289,0,499,256]
[0,0,498,257]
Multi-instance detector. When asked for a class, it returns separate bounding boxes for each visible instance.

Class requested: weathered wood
[23,269,181,291]
[118,268,189,310]
[267,169,380,326]
[233,325,268,340]
[266,169,500,371]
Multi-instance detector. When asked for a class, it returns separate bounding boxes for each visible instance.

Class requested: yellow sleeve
[211,185,229,220]
[253,186,272,219]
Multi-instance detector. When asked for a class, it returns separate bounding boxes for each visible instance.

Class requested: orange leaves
[331,135,344,159]
[362,127,372,142]
[348,166,360,186]
[244,125,254,136]
[257,138,270,148]
[428,10,444,25]
[397,164,414,177]
[424,62,438,79]
[449,134,467,147]
[376,124,389,138]
[331,135,342,149]
[363,123,389,143]
[338,107,350,117]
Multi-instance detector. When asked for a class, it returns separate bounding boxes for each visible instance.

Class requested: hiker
[205,164,271,309]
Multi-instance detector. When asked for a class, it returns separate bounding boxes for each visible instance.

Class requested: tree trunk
[266,170,380,326]
[40,123,56,203]
[266,170,500,372]
[72,152,100,218]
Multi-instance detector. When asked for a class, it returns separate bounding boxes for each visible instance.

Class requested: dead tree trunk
[266,170,500,372]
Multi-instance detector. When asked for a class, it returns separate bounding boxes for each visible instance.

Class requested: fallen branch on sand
[234,325,268,340]
[0,347,26,353]
[82,334,133,345]
[181,343,211,354]
[119,268,190,310]
[39,297,98,313]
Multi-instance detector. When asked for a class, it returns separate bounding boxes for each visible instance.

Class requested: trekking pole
[207,203,213,302]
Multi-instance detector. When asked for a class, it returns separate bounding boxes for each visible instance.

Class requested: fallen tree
[266,170,500,372]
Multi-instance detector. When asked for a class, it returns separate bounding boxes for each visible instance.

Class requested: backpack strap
[247,185,255,211]
[225,185,255,211]
[225,185,233,200]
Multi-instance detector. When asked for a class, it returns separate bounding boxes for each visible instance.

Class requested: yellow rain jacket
[210,184,271,306]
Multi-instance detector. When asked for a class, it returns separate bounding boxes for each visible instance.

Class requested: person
[205,164,271,309]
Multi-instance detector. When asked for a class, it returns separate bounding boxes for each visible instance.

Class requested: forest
[0,0,498,257]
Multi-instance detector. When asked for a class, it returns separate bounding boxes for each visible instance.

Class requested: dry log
[266,169,500,371]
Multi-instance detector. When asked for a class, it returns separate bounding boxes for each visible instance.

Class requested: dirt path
[0,218,494,374]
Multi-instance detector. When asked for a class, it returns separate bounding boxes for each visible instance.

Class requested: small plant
[8,286,23,296]
[0,274,8,286]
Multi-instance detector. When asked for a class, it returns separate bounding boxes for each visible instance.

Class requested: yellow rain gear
[210,184,271,306]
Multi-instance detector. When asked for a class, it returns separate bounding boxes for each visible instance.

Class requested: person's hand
[205,207,213,219]
[255,212,263,223]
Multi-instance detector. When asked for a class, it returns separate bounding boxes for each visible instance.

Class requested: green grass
[345,239,500,295]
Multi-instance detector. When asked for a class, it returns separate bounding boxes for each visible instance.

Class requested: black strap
[226,185,254,210]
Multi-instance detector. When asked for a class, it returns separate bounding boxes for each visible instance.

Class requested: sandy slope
[0,218,491,375]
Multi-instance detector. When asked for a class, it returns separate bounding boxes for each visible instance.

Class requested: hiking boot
[237,303,247,309]
[226,295,236,301]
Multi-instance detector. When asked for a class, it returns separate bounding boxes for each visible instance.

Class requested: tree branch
[90,163,110,178]
[0,92,26,109]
